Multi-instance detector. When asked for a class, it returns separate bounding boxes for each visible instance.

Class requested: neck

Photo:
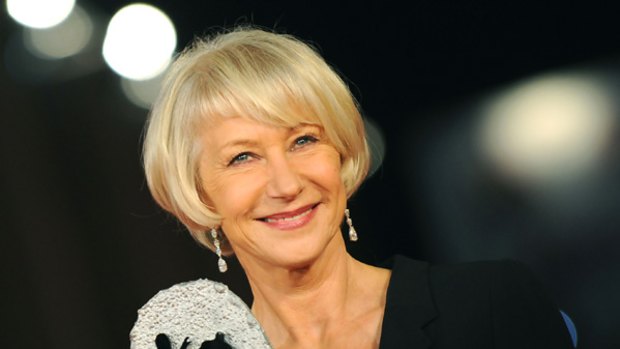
[241,238,390,347]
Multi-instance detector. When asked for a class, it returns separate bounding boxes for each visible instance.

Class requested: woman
[131,28,574,348]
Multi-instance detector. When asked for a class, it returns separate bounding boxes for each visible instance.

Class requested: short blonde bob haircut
[143,27,370,254]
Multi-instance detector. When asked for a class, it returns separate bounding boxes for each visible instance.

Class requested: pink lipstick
[259,204,318,230]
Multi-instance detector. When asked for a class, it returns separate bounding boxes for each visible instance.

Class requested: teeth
[264,207,313,223]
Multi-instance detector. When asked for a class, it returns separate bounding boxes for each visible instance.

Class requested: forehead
[202,116,279,138]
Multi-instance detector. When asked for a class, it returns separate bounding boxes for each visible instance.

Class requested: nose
[265,153,303,199]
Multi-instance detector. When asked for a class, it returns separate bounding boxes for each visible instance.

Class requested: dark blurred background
[1,0,619,348]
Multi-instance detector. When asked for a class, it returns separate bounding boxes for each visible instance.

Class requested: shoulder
[429,258,543,297]
[385,255,573,348]
[390,255,552,303]
[391,253,534,282]
[130,279,271,349]
[387,256,541,321]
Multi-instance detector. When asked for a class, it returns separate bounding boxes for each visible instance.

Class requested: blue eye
[293,135,318,148]
[228,152,252,166]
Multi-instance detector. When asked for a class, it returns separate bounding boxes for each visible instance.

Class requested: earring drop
[211,227,228,273]
[344,209,358,242]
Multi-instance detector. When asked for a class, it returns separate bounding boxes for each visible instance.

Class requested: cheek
[204,172,263,219]
[307,149,345,191]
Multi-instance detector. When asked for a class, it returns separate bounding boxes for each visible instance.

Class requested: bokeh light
[102,3,176,81]
[121,72,165,109]
[23,5,93,59]
[364,117,386,177]
[6,0,76,29]
[479,73,615,187]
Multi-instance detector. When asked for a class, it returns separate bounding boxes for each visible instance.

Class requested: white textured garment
[130,278,272,349]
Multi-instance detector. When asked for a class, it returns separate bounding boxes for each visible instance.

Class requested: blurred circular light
[24,5,93,59]
[121,72,165,109]
[102,3,176,80]
[6,0,76,29]
[480,74,615,186]
[364,117,386,177]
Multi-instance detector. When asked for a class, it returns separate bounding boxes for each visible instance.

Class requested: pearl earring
[211,227,228,273]
[345,209,358,242]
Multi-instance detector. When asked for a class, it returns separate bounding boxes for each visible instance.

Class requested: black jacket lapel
[379,256,437,349]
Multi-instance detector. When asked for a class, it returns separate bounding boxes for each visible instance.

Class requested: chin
[272,235,340,271]
[272,250,321,271]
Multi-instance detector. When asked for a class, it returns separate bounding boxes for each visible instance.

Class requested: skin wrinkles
[198,116,346,271]
[197,115,389,348]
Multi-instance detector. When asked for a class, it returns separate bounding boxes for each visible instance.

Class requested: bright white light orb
[480,74,615,186]
[7,0,76,29]
[102,3,176,80]
[24,5,93,59]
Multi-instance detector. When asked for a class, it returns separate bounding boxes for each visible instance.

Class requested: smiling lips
[259,204,318,230]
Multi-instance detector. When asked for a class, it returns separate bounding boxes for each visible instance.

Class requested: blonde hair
[143,27,369,253]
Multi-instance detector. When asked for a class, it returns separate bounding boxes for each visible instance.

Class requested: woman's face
[198,116,347,270]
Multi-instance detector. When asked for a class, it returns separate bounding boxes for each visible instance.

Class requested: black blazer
[379,256,574,349]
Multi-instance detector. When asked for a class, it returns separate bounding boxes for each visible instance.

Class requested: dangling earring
[211,227,228,273]
[344,209,358,242]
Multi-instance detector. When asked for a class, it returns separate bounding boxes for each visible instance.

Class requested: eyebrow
[220,125,317,148]
[220,139,261,149]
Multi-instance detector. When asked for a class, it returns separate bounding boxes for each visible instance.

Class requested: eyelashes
[227,152,252,166]
[292,134,319,148]
[226,134,320,167]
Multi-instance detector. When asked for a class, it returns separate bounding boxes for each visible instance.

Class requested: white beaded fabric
[130,278,272,349]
